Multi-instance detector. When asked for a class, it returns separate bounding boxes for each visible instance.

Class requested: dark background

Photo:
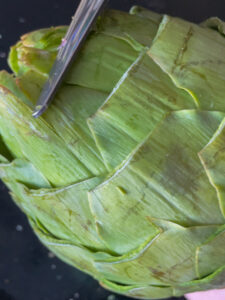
[0,1,224,300]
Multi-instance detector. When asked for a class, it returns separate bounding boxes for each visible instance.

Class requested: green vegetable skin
[1,6,225,299]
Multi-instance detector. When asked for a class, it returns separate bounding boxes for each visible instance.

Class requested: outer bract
[1,6,225,299]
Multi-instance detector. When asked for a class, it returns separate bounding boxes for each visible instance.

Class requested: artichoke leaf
[8,26,67,75]
[64,33,140,93]
[15,69,47,105]
[0,133,13,163]
[174,265,225,296]
[101,279,173,300]
[196,224,225,278]
[199,117,225,217]
[129,6,162,24]
[0,85,92,186]
[0,70,31,106]
[201,17,225,36]
[149,15,225,111]
[20,26,67,51]
[8,43,21,75]
[44,85,108,175]
[95,9,161,49]
[29,218,103,278]
[88,49,195,170]
[0,158,50,189]
[127,110,225,225]
[7,176,109,251]
[94,219,219,285]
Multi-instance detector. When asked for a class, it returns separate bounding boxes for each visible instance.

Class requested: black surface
[0,1,224,300]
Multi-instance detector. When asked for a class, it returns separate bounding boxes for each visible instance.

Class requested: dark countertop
[0,1,224,300]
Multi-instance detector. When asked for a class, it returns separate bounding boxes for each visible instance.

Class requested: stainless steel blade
[33,0,107,118]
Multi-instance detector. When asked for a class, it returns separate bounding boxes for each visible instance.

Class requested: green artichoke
[1,6,225,299]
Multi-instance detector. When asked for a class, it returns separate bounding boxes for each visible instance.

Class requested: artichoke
[1,6,225,299]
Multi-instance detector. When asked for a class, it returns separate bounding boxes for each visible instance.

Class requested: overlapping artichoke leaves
[1,5,225,299]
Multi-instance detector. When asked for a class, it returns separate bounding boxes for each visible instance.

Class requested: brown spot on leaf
[162,145,198,195]
[151,268,166,278]
[87,220,92,226]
